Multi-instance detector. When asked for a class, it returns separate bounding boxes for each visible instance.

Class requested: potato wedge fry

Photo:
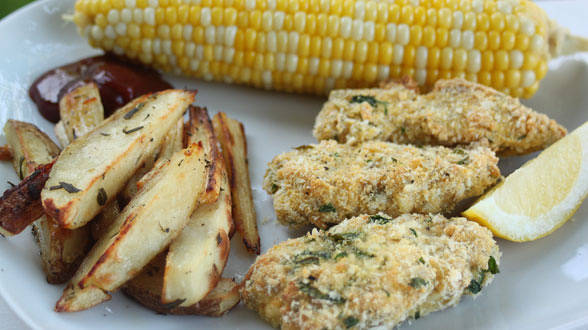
[0,145,12,161]
[163,160,232,306]
[4,119,93,283]
[0,162,52,236]
[185,106,222,204]
[56,143,209,312]
[4,120,60,179]
[42,89,195,229]
[55,284,111,313]
[59,82,104,143]
[213,112,260,254]
[123,253,240,316]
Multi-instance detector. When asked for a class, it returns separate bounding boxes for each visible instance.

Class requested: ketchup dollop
[29,54,172,123]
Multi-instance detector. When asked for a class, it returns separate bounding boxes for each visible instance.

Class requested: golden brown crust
[123,254,240,316]
[242,214,500,329]
[264,140,500,228]
[314,78,566,155]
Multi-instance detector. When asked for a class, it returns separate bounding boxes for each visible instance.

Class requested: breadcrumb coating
[313,78,566,155]
[264,140,500,228]
[242,213,500,330]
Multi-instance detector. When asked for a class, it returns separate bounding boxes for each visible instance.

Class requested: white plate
[0,1,587,329]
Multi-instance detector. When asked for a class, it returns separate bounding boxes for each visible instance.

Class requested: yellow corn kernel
[423,26,436,47]
[428,47,440,68]
[501,30,515,50]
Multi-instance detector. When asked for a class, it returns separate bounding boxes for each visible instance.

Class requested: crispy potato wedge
[4,120,60,179]
[185,106,222,205]
[42,89,195,229]
[123,254,240,316]
[163,158,232,306]
[4,119,93,283]
[212,112,260,254]
[0,162,52,236]
[0,145,12,161]
[56,143,209,312]
[58,82,104,143]
[55,284,111,313]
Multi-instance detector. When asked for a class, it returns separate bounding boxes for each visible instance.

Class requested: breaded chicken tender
[264,140,500,228]
[242,213,501,329]
[313,78,566,155]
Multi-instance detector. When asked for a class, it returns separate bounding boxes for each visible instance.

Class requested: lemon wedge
[463,121,588,242]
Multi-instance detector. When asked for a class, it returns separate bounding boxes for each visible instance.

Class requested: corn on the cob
[72,0,587,98]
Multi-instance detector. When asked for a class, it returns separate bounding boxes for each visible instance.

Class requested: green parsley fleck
[319,203,336,213]
[488,256,500,274]
[409,277,427,288]
[343,316,359,328]
[369,214,391,224]
[410,228,418,237]
[418,257,425,264]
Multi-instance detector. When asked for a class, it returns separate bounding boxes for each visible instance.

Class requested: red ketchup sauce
[29,54,172,123]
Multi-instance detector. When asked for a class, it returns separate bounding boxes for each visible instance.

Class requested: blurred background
[1,0,35,19]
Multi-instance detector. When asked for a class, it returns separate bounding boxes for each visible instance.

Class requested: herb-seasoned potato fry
[213,112,260,254]
[89,199,120,241]
[4,120,91,281]
[0,145,12,161]
[4,119,92,283]
[4,120,60,179]
[55,284,111,313]
[42,89,195,229]
[58,82,104,143]
[56,143,209,312]
[163,109,232,306]
[123,253,240,316]
[186,106,222,204]
[0,162,53,236]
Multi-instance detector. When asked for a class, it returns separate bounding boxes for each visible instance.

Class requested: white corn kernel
[183,25,193,41]
[262,70,272,86]
[393,44,404,65]
[497,1,513,14]
[449,29,461,48]
[185,42,196,57]
[294,12,306,33]
[340,17,352,39]
[190,59,200,71]
[142,38,152,54]
[415,46,428,69]
[267,31,277,52]
[113,45,124,55]
[276,53,286,71]
[343,61,354,78]
[309,57,320,75]
[120,9,132,23]
[354,1,365,20]
[148,0,158,7]
[529,35,544,52]
[162,40,172,55]
[521,70,536,87]
[201,8,211,26]
[245,0,256,11]
[273,12,285,30]
[195,45,203,59]
[331,59,343,77]
[223,47,235,63]
[286,54,298,72]
[91,25,104,40]
[107,9,119,24]
[205,26,215,44]
[386,23,396,43]
[214,45,223,61]
[521,17,535,36]
[105,26,116,39]
[322,37,332,58]
[153,38,161,54]
[377,65,390,81]
[415,69,427,85]
[472,0,483,13]
[267,0,276,10]
[509,50,523,69]
[132,9,142,24]
[467,49,481,73]
[262,11,273,31]
[216,26,225,44]
[144,8,155,26]
[397,24,410,45]
[452,11,463,29]
[352,20,364,41]
[325,77,335,92]
[461,30,474,50]
[288,32,299,54]
[363,21,375,41]
[125,0,136,8]
[225,26,237,47]
[158,25,170,39]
